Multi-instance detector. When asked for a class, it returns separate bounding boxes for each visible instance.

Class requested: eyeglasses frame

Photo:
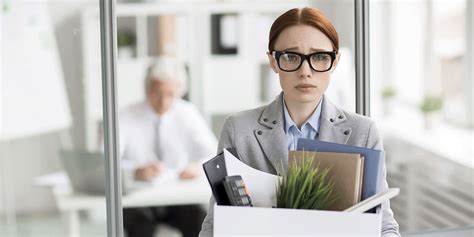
[271,50,337,72]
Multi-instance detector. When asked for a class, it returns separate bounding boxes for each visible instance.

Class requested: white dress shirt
[118,99,217,173]
[283,97,323,150]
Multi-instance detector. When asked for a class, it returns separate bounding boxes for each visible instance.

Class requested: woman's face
[268,24,339,105]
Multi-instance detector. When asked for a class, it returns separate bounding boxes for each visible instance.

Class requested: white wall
[0,1,93,215]
[392,2,427,105]
[370,1,393,119]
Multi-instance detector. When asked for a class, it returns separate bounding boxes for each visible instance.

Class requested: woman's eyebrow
[310,47,333,52]
[280,47,333,52]
[282,47,300,51]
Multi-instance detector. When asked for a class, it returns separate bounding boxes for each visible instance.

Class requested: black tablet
[202,152,230,205]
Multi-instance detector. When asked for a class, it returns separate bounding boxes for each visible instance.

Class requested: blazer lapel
[252,94,352,173]
[254,93,288,173]
[318,96,352,145]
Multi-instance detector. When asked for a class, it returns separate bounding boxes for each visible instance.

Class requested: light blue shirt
[283,97,323,150]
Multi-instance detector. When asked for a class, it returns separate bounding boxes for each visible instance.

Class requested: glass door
[1,0,115,236]
[110,1,358,236]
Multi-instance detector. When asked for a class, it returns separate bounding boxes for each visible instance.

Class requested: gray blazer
[200,94,400,237]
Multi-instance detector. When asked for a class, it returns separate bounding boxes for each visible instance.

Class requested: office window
[370,0,473,232]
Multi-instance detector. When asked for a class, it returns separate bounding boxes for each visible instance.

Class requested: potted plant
[419,95,443,129]
[381,86,396,116]
[117,31,136,58]
[276,151,338,210]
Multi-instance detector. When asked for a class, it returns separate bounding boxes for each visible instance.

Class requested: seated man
[119,58,217,237]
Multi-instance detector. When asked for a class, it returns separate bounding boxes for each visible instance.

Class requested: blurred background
[0,0,472,236]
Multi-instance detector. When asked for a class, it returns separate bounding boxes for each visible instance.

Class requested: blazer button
[330,118,335,122]
[338,115,344,119]
[272,120,277,124]
[344,130,350,135]
[263,118,268,122]
[257,130,263,135]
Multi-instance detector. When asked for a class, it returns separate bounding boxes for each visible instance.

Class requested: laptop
[60,150,130,195]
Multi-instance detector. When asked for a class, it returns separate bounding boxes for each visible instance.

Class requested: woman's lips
[295,84,316,92]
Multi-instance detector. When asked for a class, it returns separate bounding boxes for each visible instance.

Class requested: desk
[34,171,211,237]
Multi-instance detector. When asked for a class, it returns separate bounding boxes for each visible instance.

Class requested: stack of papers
[223,149,279,207]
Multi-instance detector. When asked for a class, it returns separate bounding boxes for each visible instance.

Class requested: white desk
[34,171,211,237]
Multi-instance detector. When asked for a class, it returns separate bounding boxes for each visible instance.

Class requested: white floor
[0,212,181,237]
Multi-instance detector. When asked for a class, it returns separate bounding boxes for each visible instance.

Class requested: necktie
[154,118,162,161]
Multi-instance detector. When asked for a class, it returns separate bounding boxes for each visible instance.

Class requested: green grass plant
[276,151,338,210]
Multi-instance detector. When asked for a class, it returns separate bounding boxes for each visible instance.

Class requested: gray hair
[144,57,187,96]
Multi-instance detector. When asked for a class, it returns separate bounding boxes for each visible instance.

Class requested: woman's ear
[267,52,279,73]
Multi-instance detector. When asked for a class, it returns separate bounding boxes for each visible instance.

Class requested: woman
[200,7,400,237]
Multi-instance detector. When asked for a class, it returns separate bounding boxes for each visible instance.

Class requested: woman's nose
[298,59,312,78]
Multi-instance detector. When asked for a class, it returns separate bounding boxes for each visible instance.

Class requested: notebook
[297,139,384,201]
[289,151,364,211]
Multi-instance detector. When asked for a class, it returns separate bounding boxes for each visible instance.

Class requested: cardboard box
[214,205,382,236]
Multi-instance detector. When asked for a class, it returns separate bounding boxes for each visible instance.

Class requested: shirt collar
[144,100,177,121]
[283,96,323,134]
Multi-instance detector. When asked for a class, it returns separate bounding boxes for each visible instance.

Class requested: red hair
[268,7,339,53]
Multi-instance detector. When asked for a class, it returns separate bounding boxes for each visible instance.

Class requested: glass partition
[1,0,108,236]
[370,0,473,234]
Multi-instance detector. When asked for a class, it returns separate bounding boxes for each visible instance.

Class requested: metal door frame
[97,1,373,236]
[99,0,123,236]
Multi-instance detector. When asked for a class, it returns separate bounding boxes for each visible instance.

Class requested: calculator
[222,175,253,206]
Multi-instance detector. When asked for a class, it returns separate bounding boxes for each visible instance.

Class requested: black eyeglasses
[272,51,337,72]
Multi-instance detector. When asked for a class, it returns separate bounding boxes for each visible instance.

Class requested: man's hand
[134,162,163,181]
[179,164,201,180]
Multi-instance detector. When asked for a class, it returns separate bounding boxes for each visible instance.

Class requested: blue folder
[296,138,384,201]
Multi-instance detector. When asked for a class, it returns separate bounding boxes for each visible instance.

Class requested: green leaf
[276,152,339,210]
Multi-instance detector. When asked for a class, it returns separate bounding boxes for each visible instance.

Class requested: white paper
[223,149,279,207]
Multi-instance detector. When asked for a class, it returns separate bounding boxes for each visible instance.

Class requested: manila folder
[288,151,364,211]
